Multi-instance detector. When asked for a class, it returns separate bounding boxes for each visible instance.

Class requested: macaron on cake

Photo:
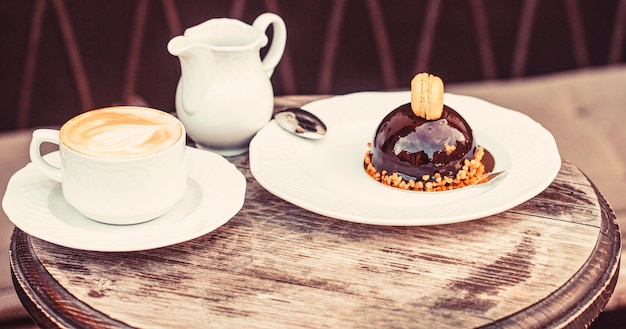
[364,73,491,192]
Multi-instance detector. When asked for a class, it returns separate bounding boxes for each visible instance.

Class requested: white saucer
[2,147,246,251]
[250,91,561,226]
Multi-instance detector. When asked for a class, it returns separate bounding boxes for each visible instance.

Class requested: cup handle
[29,129,62,182]
[253,13,286,78]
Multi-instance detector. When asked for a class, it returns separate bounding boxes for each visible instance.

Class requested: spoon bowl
[274,107,327,139]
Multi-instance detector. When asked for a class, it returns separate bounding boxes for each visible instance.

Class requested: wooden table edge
[482,175,621,329]
[10,229,133,329]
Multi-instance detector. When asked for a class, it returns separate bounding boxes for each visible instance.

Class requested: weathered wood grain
[9,96,621,329]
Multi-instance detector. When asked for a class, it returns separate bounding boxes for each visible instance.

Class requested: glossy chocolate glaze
[370,103,477,181]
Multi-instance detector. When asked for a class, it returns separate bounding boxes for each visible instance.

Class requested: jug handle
[253,13,286,78]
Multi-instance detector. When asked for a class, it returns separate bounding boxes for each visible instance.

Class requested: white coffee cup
[29,106,187,225]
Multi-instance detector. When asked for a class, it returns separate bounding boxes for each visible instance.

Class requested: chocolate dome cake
[364,73,489,192]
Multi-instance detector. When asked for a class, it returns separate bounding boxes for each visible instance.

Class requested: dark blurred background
[1,0,624,132]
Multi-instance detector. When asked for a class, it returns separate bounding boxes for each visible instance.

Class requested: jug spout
[167,35,192,56]
[167,37,216,115]
[167,34,217,57]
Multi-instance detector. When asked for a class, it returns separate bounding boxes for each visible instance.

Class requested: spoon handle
[475,171,506,186]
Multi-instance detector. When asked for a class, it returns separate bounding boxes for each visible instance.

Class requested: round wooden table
[9,96,621,328]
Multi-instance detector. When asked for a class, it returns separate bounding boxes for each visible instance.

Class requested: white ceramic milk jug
[168,13,286,156]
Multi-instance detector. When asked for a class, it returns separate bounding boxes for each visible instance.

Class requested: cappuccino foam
[61,107,183,158]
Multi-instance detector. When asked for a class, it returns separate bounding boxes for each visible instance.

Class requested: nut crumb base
[364,145,487,192]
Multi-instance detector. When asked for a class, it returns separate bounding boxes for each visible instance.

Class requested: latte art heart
[60,107,183,158]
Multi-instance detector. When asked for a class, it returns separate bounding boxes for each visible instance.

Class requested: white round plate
[2,147,246,251]
[250,91,561,226]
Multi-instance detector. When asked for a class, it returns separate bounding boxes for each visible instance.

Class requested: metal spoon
[274,107,327,139]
